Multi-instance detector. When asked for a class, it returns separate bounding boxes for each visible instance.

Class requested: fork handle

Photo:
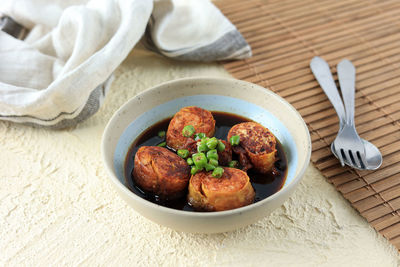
[310,56,346,126]
[337,59,356,126]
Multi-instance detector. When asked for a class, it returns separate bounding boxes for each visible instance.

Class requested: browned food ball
[133,146,190,199]
[217,140,232,166]
[227,122,277,173]
[166,106,215,151]
[188,167,255,211]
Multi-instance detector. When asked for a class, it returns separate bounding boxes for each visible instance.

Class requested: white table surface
[0,46,399,266]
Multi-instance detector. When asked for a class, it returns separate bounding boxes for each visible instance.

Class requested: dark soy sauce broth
[124,111,288,212]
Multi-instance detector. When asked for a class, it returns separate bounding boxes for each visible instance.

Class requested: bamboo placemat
[215,0,400,250]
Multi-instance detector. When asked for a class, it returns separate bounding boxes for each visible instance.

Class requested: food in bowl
[228,122,277,174]
[166,106,216,151]
[126,106,288,212]
[102,77,311,233]
[188,167,255,211]
[133,146,190,199]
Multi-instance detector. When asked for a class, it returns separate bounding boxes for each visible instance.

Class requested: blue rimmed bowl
[101,77,311,233]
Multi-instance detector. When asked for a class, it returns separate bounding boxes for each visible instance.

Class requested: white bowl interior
[114,95,298,192]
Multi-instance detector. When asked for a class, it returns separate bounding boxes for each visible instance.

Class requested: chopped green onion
[206,137,218,150]
[158,131,166,138]
[177,149,189,159]
[209,158,218,167]
[197,143,208,153]
[157,142,166,147]
[194,132,206,141]
[205,163,216,171]
[217,140,225,152]
[228,160,239,168]
[193,152,207,168]
[212,167,224,178]
[206,149,218,160]
[203,137,210,142]
[191,166,199,175]
[187,158,194,165]
[182,125,195,138]
[229,135,240,146]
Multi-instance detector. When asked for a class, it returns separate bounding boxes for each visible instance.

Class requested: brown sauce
[124,111,288,212]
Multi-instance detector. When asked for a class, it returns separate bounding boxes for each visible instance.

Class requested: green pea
[206,137,218,149]
[193,153,207,168]
[191,166,199,175]
[177,149,189,159]
[187,158,194,165]
[212,167,224,178]
[205,163,216,171]
[157,142,166,147]
[229,135,240,146]
[209,158,218,167]
[228,160,239,168]
[194,132,206,141]
[217,140,225,152]
[206,149,218,160]
[197,143,208,153]
[182,125,195,137]
[158,131,166,138]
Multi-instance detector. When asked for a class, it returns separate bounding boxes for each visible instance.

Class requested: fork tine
[342,149,352,167]
[357,150,367,169]
[336,146,345,167]
[351,150,362,169]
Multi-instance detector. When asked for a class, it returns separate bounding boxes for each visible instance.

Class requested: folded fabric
[0,0,251,128]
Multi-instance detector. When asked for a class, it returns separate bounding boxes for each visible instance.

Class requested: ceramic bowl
[101,77,311,233]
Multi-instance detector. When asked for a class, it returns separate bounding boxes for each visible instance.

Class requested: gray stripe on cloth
[45,79,107,129]
[171,30,252,61]
[2,75,113,129]
[0,15,28,40]
[144,27,251,62]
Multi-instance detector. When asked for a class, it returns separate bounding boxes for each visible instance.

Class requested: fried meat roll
[228,122,277,173]
[166,106,215,151]
[188,167,255,211]
[133,146,190,199]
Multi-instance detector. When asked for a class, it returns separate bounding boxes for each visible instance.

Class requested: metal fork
[334,59,368,168]
[310,56,367,169]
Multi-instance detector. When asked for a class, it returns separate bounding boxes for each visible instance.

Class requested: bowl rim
[101,76,311,217]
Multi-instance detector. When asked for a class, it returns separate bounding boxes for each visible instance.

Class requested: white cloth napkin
[0,0,251,128]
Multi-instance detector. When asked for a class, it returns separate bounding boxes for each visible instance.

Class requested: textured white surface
[0,46,399,266]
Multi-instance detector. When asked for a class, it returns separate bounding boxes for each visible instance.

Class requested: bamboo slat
[216,0,400,251]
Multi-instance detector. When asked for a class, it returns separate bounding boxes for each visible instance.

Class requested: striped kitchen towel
[0,0,251,128]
